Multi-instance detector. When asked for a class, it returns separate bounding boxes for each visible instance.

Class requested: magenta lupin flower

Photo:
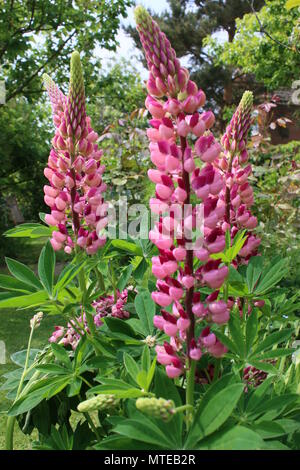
[49,289,130,350]
[42,51,108,255]
[134,6,229,378]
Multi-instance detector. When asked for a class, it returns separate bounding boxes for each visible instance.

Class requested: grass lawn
[0,238,66,450]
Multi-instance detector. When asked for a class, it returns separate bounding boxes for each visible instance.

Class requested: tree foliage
[0,0,134,246]
[206,0,300,90]
[0,0,133,102]
[87,60,150,205]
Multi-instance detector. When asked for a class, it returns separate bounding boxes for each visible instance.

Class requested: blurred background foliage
[0,0,299,293]
[86,60,150,205]
[252,141,300,289]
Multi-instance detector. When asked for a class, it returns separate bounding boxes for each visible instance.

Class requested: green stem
[6,326,34,450]
[174,404,193,414]
[17,370,42,398]
[5,416,15,450]
[203,367,212,384]
[78,265,86,297]
[223,278,229,303]
[109,262,117,303]
[83,412,102,443]
[78,264,96,337]
[185,359,196,430]
[79,376,93,388]
[213,358,221,383]
[17,328,34,397]
[95,268,106,294]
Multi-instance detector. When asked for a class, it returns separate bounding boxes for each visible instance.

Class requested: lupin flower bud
[221,91,253,156]
[143,335,157,348]
[136,397,175,421]
[77,394,120,413]
[134,6,193,98]
[43,52,107,255]
[243,363,275,390]
[30,311,43,330]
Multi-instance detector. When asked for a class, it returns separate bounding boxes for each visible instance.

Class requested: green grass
[0,236,68,266]
[0,238,66,449]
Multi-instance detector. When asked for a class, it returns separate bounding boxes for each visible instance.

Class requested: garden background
[0,0,299,449]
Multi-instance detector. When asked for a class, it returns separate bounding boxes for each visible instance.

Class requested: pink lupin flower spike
[134,6,229,377]
[42,52,107,255]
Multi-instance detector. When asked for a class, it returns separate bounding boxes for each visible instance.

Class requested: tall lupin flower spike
[220,91,260,263]
[135,6,229,380]
[42,51,108,255]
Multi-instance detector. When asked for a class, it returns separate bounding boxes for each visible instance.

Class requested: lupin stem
[180,137,197,430]
[181,136,195,356]
[185,359,196,430]
[76,249,96,337]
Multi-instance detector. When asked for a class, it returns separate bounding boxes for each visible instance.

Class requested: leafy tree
[88,59,146,121]
[286,0,300,9]
[0,0,133,103]
[87,60,150,205]
[0,97,51,258]
[207,0,300,90]
[0,0,134,244]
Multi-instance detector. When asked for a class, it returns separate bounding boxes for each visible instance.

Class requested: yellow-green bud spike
[42,73,54,90]
[136,397,175,421]
[66,50,86,139]
[69,51,85,104]
[239,90,253,113]
[134,5,152,27]
[77,394,120,413]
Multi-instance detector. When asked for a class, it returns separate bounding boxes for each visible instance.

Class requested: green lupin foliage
[136,397,175,421]
[77,394,120,413]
